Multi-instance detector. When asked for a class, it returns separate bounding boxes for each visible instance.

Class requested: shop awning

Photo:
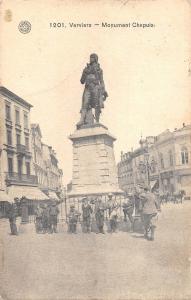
[150,180,159,191]
[7,186,49,201]
[48,191,59,200]
[0,190,14,203]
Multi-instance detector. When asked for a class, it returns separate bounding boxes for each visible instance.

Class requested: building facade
[31,124,63,199]
[0,86,48,202]
[0,87,63,204]
[31,124,48,191]
[118,124,191,198]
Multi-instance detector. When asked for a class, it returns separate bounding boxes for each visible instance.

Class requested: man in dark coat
[95,199,106,234]
[82,197,93,233]
[140,186,161,241]
[67,205,81,234]
[42,204,50,234]
[7,203,18,235]
[122,193,134,232]
[49,202,60,233]
[35,204,43,233]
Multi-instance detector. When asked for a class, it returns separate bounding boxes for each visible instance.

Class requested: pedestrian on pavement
[107,193,114,218]
[49,201,60,233]
[35,204,43,233]
[140,186,161,241]
[95,198,106,234]
[122,193,134,232]
[82,197,93,233]
[109,206,119,233]
[42,203,50,234]
[67,205,81,234]
[7,203,18,235]
[107,193,119,233]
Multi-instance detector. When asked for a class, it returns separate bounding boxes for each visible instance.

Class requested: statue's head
[90,53,98,64]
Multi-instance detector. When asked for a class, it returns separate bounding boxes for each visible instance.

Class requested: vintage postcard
[0,0,191,299]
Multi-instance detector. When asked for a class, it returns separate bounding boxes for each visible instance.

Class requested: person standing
[95,199,106,234]
[67,205,81,234]
[49,202,60,233]
[140,186,161,241]
[42,204,50,234]
[109,206,119,233]
[35,204,43,233]
[122,193,134,232]
[82,198,93,233]
[107,193,119,233]
[7,203,18,235]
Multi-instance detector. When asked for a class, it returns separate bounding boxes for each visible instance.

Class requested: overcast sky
[1,0,191,184]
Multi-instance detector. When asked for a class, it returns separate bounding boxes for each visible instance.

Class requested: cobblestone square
[0,202,191,300]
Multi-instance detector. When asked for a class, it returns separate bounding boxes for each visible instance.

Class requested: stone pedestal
[68,124,122,197]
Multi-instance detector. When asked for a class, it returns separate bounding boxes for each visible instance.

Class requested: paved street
[0,202,191,300]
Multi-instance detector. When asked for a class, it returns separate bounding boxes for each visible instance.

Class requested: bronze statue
[77,54,108,128]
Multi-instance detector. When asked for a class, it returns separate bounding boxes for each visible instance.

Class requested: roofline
[0,86,33,109]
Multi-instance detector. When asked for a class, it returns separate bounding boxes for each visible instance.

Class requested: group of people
[66,186,161,241]
[6,185,161,241]
[66,195,122,235]
[35,202,60,234]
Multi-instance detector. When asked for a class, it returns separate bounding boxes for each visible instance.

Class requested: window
[169,150,173,166]
[24,113,28,129]
[160,153,164,169]
[15,109,20,124]
[26,162,30,176]
[7,130,12,145]
[16,134,21,145]
[8,157,13,174]
[17,158,23,175]
[25,136,29,150]
[5,104,11,120]
[181,147,189,164]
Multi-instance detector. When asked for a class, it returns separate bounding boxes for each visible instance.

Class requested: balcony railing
[17,144,26,154]
[5,172,38,185]
[16,144,31,156]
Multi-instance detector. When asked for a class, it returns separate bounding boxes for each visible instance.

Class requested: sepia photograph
[0,0,191,299]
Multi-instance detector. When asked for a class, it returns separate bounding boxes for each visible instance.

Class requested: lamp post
[144,152,150,190]
[138,151,151,190]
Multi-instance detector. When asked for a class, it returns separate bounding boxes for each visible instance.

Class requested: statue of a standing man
[77,54,108,129]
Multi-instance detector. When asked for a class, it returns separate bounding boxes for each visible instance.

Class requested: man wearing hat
[140,186,161,241]
[67,204,81,234]
[49,201,60,233]
[95,198,107,234]
[42,203,50,234]
[82,197,93,233]
[35,204,43,233]
[107,193,119,233]
[7,202,18,235]
[107,193,114,218]
[122,192,135,232]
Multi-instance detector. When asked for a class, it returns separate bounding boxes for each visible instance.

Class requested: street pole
[144,152,150,190]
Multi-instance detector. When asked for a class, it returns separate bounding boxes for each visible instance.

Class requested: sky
[1,0,191,184]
